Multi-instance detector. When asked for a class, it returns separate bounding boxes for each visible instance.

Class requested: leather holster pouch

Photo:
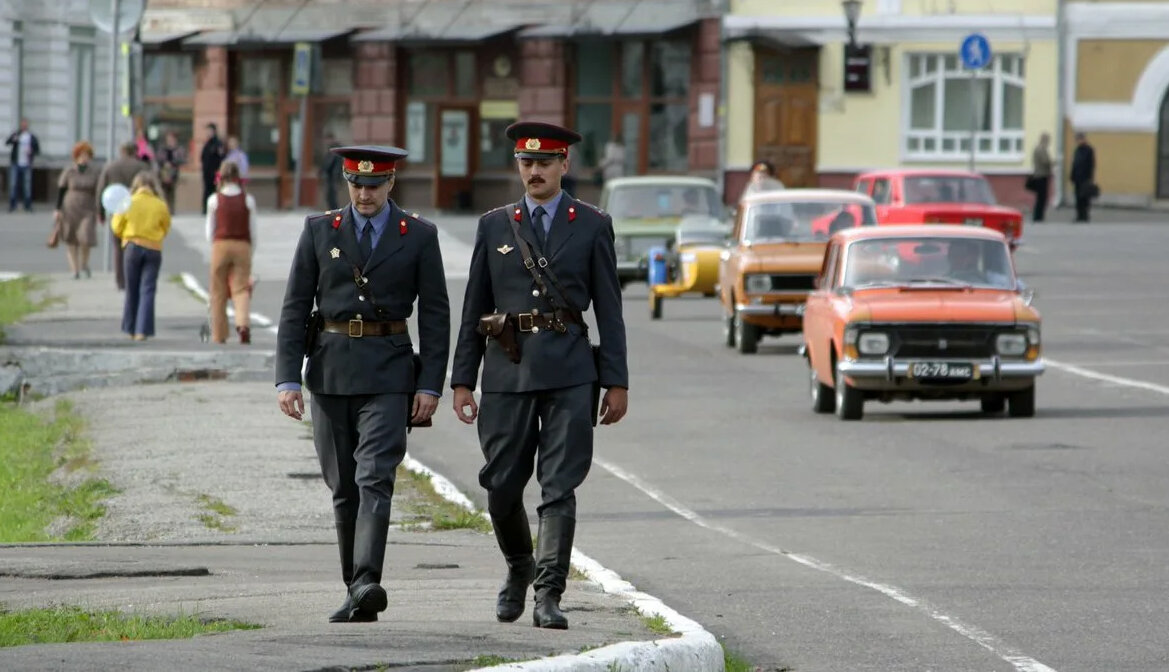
[478,313,521,364]
[304,310,323,354]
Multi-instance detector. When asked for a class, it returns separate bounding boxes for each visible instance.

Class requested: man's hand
[411,393,439,425]
[278,390,305,420]
[599,387,628,425]
[452,385,478,424]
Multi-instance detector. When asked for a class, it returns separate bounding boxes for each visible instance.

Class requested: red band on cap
[514,137,568,154]
[342,157,396,176]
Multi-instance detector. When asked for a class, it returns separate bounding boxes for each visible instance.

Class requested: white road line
[1046,358,1169,395]
[594,457,1059,672]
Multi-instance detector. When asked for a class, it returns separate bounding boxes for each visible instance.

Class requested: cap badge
[524,138,541,150]
[357,160,374,174]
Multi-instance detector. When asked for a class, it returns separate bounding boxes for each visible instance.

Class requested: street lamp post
[842,0,862,47]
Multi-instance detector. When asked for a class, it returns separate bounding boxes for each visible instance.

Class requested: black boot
[328,518,358,622]
[532,515,574,629]
[492,506,534,622]
[349,515,390,618]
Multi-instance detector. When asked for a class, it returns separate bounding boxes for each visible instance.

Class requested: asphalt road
[4,204,1169,671]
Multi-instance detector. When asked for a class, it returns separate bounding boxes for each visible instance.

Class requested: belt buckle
[348,319,363,338]
[517,311,539,333]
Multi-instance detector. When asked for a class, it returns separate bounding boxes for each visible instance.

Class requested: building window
[69,27,96,146]
[142,52,195,149]
[234,56,283,167]
[12,21,23,123]
[904,53,1025,161]
[573,37,692,177]
[404,50,479,167]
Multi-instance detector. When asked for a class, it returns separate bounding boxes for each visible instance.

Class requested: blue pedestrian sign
[291,42,313,96]
[960,33,991,70]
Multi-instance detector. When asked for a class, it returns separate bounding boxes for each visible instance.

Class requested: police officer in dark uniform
[275,145,450,623]
[450,122,629,629]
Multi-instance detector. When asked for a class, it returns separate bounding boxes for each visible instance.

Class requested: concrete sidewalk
[0,272,724,671]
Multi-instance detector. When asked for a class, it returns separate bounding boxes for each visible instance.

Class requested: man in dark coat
[1070,132,1096,223]
[275,145,451,623]
[96,142,149,290]
[450,121,629,629]
[200,123,225,215]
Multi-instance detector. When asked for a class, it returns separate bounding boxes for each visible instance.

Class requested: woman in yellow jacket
[110,171,171,340]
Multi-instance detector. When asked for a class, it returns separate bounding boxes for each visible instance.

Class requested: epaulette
[573,198,607,216]
[396,209,437,236]
[483,204,511,217]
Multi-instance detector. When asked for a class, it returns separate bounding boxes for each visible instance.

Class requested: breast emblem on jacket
[497,244,514,255]
[330,247,341,259]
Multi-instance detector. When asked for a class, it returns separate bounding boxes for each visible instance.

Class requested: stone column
[688,18,722,174]
[518,39,567,125]
[351,43,399,144]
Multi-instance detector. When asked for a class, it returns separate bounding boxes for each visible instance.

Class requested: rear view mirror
[913,242,942,255]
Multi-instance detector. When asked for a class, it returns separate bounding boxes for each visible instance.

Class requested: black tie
[531,205,547,249]
[358,220,373,266]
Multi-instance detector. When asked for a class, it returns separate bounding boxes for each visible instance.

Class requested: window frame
[141,51,197,151]
[68,27,97,148]
[402,49,478,169]
[902,52,1026,163]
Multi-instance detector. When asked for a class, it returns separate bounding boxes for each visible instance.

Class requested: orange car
[802,225,1043,420]
[854,169,1024,249]
[718,189,877,354]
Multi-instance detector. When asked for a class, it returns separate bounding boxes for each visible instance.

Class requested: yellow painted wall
[815,40,1058,171]
[1076,40,1168,103]
[1066,131,1158,196]
[725,42,756,169]
[731,0,1056,18]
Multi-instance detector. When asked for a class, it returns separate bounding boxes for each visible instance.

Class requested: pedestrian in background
[205,160,256,345]
[739,159,785,202]
[275,145,450,624]
[599,134,625,185]
[1028,133,1052,222]
[97,142,150,291]
[224,136,249,181]
[450,121,629,630]
[200,123,225,214]
[54,141,100,279]
[1070,132,1097,223]
[7,118,40,212]
[110,171,170,341]
[319,133,342,211]
[134,124,156,167]
[157,131,187,214]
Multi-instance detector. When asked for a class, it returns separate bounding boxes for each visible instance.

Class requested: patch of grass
[569,566,589,581]
[396,466,493,534]
[638,611,674,636]
[0,606,260,648]
[723,644,768,672]
[195,494,238,533]
[0,400,119,542]
[467,654,523,667]
[0,276,55,341]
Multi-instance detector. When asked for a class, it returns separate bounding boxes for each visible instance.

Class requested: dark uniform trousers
[451,194,628,621]
[276,201,451,611]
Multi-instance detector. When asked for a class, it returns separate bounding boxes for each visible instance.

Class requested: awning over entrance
[181,28,354,47]
[518,1,700,39]
[351,22,526,44]
[139,30,200,46]
[722,13,1056,45]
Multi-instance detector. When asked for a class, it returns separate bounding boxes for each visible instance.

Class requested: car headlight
[1025,326,1040,346]
[857,332,890,356]
[996,333,1028,356]
[745,274,771,293]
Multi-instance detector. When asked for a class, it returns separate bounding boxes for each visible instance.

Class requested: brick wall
[351,42,399,145]
[688,18,721,175]
[518,39,567,125]
[192,46,229,174]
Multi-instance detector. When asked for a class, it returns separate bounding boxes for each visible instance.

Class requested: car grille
[768,274,816,291]
[886,324,1001,358]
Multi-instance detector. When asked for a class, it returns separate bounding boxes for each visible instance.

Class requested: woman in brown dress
[54,141,99,279]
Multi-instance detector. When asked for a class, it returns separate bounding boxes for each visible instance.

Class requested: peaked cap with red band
[330,145,408,186]
[505,121,583,159]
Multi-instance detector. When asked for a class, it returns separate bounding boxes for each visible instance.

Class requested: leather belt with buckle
[511,310,569,334]
[322,319,408,338]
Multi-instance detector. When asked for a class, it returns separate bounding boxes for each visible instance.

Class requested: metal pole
[291,95,307,209]
[968,68,977,172]
[1054,0,1067,208]
[102,0,121,274]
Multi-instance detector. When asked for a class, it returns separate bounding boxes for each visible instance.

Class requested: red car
[853,169,1023,249]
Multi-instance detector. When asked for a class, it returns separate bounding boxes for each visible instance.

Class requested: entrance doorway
[1158,90,1169,199]
[435,105,477,210]
[753,47,819,188]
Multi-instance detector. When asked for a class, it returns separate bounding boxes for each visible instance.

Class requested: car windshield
[606,184,722,220]
[676,228,726,246]
[903,176,997,205]
[842,236,1016,289]
[744,200,877,242]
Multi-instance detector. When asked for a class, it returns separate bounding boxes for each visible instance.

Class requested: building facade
[139,0,722,212]
[1066,1,1169,206]
[723,0,1059,212]
[2,0,126,201]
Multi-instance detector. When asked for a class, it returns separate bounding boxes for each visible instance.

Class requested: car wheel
[703,291,717,298]
[723,313,735,348]
[810,355,835,414]
[650,294,663,320]
[1007,385,1036,418]
[834,365,864,420]
[980,394,1006,414]
[735,311,758,354]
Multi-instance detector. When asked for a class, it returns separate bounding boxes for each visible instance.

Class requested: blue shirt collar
[352,202,392,234]
[524,190,564,220]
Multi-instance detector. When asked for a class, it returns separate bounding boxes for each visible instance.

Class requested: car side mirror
[1016,278,1036,305]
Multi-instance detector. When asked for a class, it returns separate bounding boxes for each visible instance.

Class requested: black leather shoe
[328,595,378,623]
[496,563,534,622]
[532,591,568,629]
[350,581,388,615]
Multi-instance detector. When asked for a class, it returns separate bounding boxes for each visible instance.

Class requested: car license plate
[908,361,975,380]
[964,217,983,227]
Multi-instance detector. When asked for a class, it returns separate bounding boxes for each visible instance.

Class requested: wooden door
[753,47,819,188]
[434,105,478,210]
